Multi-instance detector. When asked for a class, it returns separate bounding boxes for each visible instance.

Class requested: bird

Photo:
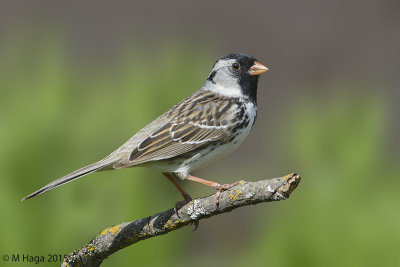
[22,53,269,206]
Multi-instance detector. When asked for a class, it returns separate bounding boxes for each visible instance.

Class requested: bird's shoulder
[167,89,242,124]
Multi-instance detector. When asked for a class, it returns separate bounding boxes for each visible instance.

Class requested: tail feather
[21,158,116,201]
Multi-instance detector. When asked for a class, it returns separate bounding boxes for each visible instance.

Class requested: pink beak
[249,61,269,76]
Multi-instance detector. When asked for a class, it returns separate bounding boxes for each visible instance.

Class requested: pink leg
[163,173,199,230]
[186,175,240,205]
[163,173,192,201]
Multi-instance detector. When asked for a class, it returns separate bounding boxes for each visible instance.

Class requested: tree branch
[63,173,301,267]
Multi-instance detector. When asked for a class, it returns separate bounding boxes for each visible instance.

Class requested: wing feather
[128,91,239,164]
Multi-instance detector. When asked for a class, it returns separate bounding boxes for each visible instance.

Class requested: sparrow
[22,53,269,206]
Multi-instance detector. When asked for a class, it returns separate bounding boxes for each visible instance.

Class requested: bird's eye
[232,62,241,71]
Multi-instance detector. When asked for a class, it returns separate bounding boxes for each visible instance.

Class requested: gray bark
[63,173,301,267]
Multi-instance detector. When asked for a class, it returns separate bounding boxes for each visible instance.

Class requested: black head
[206,53,268,103]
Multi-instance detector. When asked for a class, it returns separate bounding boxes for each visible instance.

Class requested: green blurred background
[1,1,399,266]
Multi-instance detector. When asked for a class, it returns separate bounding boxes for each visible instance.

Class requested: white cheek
[204,69,243,98]
[205,58,243,98]
[208,82,243,98]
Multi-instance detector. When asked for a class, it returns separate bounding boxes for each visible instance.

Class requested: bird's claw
[212,181,241,207]
[173,194,199,230]
[173,193,192,217]
[191,220,199,231]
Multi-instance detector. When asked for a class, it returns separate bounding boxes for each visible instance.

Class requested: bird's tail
[21,157,117,201]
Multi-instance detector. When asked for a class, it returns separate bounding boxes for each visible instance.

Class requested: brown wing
[128,90,238,164]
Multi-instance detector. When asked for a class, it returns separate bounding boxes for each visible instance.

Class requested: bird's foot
[211,181,241,207]
[174,192,192,216]
[173,193,199,230]
[186,175,242,207]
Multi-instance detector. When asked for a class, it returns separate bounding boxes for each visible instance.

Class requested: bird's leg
[163,173,192,212]
[186,175,240,206]
[163,173,199,230]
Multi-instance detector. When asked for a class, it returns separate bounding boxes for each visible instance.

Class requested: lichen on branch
[63,173,301,267]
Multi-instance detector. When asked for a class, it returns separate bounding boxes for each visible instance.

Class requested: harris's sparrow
[22,53,268,204]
